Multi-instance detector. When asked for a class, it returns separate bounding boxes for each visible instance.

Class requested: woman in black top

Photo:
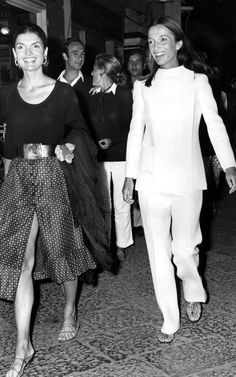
[0,24,101,377]
[88,54,133,261]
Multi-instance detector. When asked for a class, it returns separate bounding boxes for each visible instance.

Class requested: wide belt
[15,143,56,159]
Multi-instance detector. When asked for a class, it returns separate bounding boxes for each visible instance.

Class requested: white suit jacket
[125,66,236,193]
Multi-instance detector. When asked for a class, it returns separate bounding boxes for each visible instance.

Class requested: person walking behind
[123,16,236,343]
[125,50,146,237]
[58,37,92,124]
[57,37,112,277]
[125,49,147,89]
[88,53,133,262]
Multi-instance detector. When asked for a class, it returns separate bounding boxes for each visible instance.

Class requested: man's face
[66,41,85,71]
[127,53,144,79]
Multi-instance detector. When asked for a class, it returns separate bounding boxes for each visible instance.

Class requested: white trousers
[104,161,133,248]
[139,190,206,334]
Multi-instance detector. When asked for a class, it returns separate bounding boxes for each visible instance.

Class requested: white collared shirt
[91,83,117,95]
[57,70,84,87]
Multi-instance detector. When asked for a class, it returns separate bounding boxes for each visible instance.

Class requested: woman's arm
[122,177,134,204]
[125,80,146,179]
[197,74,235,171]
[197,74,236,193]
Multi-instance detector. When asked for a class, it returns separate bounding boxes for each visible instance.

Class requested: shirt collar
[92,83,117,95]
[57,70,84,86]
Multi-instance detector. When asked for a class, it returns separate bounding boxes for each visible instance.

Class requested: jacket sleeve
[196,74,236,170]
[125,80,146,178]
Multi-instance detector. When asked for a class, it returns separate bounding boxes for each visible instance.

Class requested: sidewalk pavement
[0,187,235,377]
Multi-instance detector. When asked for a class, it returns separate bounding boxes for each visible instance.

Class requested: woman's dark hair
[95,53,125,85]
[145,16,213,87]
[12,23,48,49]
[61,37,85,57]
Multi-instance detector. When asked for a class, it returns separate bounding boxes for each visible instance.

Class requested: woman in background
[88,53,133,262]
[124,49,147,237]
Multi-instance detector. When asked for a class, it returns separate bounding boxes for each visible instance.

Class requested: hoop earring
[43,56,48,66]
[14,58,19,67]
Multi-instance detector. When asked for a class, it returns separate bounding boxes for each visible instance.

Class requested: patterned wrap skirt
[0,157,96,301]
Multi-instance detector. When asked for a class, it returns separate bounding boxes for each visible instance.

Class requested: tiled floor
[0,186,235,377]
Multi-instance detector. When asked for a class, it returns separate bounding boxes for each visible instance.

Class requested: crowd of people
[0,15,235,376]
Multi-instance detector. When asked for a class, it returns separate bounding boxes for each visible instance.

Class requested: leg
[133,202,143,228]
[58,278,80,341]
[103,161,125,262]
[133,191,143,228]
[211,155,223,213]
[111,162,133,248]
[6,213,38,377]
[212,160,222,190]
[132,192,144,238]
[171,191,206,302]
[139,191,180,336]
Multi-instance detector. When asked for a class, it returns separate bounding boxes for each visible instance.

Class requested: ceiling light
[0,26,9,35]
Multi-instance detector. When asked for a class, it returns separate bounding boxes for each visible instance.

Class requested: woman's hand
[122,177,134,204]
[225,166,236,194]
[55,143,75,164]
[98,138,111,150]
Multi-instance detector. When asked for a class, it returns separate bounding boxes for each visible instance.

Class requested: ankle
[63,307,76,322]
[117,247,126,262]
[15,340,33,358]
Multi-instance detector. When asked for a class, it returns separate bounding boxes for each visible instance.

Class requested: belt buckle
[23,143,42,159]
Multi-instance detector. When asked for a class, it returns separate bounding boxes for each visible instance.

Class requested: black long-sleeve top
[73,74,93,126]
[87,84,133,161]
[1,81,87,159]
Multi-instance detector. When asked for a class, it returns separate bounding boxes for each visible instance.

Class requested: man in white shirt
[57,37,93,343]
[58,37,92,125]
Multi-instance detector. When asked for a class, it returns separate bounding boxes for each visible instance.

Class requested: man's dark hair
[126,49,146,66]
[61,37,85,56]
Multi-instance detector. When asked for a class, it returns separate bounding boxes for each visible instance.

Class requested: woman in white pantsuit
[123,16,236,343]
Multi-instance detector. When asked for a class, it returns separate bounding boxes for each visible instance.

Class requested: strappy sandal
[158,332,175,343]
[186,302,202,322]
[58,321,80,341]
[6,352,34,377]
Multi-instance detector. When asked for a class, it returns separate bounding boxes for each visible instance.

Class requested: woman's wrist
[225,166,236,174]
